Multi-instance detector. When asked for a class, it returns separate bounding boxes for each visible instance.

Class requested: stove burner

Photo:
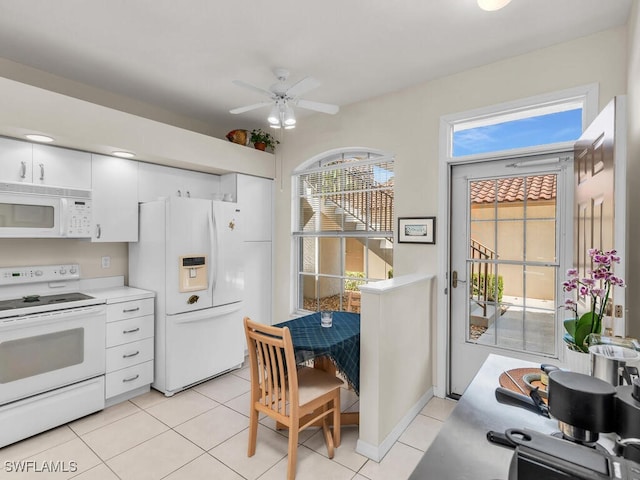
[0,292,95,311]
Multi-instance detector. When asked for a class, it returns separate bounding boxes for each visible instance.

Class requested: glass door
[449,154,572,395]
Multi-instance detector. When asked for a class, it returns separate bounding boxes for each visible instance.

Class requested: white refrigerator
[129,197,244,396]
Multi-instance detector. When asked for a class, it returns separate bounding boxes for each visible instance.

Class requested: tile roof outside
[470,174,557,204]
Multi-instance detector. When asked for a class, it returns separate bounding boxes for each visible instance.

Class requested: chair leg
[333,391,341,448]
[287,420,299,480]
[321,404,335,459]
[247,404,259,457]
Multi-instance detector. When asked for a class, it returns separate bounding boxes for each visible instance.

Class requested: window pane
[318,237,342,276]
[294,150,394,312]
[453,108,582,157]
[526,220,556,263]
[368,237,393,280]
[497,220,524,261]
[300,274,318,311]
[300,237,317,274]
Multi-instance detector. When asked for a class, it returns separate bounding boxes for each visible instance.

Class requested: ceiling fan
[229,68,339,129]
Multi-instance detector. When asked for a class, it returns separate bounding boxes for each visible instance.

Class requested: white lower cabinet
[105,297,155,406]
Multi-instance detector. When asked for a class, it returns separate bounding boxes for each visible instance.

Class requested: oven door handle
[0,305,106,328]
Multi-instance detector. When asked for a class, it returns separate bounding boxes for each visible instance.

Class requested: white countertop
[85,286,154,304]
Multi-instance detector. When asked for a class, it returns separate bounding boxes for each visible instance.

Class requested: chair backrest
[347,291,361,312]
[244,317,299,417]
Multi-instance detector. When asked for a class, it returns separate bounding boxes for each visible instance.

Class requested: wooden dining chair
[243,317,343,480]
[347,291,361,313]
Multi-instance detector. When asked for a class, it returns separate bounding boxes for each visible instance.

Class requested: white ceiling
[0,0,632,136]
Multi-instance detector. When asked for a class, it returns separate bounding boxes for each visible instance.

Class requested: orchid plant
[562,248,625,352]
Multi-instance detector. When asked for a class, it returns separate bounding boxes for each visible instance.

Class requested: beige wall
[627,1,640,339]
[274,26,628,330]
[0,239,128,279]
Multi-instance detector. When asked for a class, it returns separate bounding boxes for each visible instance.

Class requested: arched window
[292,148,395,312]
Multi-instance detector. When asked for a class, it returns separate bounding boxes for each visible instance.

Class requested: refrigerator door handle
[208,205,217,296]
[169,302,242,324]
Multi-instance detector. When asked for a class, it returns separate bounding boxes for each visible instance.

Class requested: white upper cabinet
[32,144,91,189]
[91,154,139,242]
[137,162,220,202]
[237,174,273,242]
[0,137,33,183]
[0,138,91,189]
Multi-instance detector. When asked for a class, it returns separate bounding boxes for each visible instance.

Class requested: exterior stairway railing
[470,238,498,317]
[322,167,394,235]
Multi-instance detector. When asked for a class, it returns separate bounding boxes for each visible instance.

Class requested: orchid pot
[562,248,625,353]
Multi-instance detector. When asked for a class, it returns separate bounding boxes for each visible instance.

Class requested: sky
[453,108,582,157]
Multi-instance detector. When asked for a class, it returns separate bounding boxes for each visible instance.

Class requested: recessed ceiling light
[112,151,135,158]
[477,0,512,11]
[25,134,54,143]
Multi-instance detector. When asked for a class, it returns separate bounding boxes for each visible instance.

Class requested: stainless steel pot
[589,344,640,386]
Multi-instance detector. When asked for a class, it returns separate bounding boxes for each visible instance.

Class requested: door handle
[20,161,27,179]
[39,163,45,181]
[452,271,467,288]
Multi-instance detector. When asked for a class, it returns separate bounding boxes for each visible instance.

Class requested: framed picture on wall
[398,217,436,244]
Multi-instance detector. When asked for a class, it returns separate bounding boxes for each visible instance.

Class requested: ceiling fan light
[477,0,511,11]
[267,105,280,125]
[284,124,295,130]
[284,106,296,126]
[270,123,281,129]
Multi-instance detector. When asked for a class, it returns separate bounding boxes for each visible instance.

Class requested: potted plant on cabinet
[250,129,279,152]
[562,248,625,371]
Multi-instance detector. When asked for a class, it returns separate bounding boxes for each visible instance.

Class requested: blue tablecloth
[275,311,360,395]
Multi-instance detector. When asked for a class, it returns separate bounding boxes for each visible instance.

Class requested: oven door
[0,191,61,237]
[0,305,106,405]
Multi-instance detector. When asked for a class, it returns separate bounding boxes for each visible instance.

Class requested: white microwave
[0,182,92,238]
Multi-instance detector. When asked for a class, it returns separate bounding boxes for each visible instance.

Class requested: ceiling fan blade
[232,79,274,98]
[286,76,321,98]
[296,99,339,115]
[229,101,273,114]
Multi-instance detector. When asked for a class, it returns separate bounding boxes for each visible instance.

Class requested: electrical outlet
[615,304,623,318]
[101,256,111,269]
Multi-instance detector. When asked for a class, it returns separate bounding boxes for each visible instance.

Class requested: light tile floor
[0,364,457,479]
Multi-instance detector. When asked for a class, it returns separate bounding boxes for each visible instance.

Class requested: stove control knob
[35,270,43,276]
[59,267,67,275]
[69,266,77,274]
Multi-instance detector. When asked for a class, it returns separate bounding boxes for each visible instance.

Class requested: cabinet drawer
[106,315,154,347]
[106,338,154,372]
[106,298,154,322]
[105,361,154,399]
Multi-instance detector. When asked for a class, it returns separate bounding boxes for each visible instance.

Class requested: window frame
[291,147,394,314]
[442,83,599,163]
[434,83,599,397]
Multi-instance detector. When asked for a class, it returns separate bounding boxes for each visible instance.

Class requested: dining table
[274,310,361,425]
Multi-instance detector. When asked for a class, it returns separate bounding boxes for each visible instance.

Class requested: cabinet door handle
[123,307,140,313]
[186,191,191,198]
[20,161,27,179]
[95,224,101,239]
[177,189,182,197]
[123,350,140,359]
[39,163,45,181]
[122,374,140,383]
[122,327,140,334]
